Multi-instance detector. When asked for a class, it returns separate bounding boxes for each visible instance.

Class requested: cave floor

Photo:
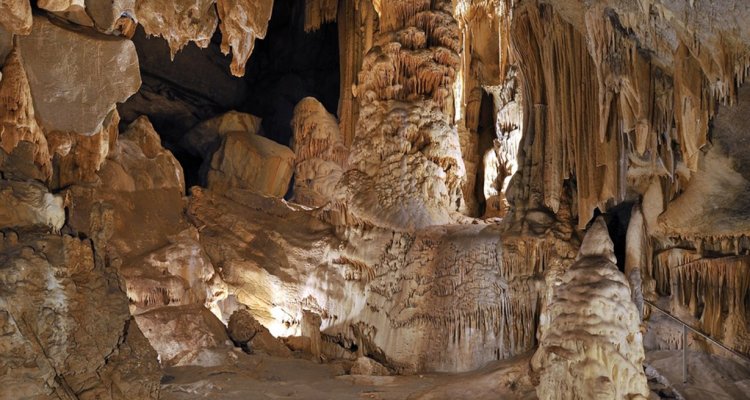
[160,351,537,400]
[646,350,750,400]
[160,349,750,399]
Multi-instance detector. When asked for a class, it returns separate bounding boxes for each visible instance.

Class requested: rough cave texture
[2,0,750,399]
[533,217,649,399]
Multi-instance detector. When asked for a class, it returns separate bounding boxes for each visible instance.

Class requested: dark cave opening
[592,202,633,272]
[118,0,340,190]
[475,90,497,217]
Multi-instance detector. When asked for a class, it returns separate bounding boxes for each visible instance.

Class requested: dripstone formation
[2,0,750,399]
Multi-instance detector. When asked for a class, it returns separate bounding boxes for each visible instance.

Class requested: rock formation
[291,97,347,207]
[3,0,750,398]
[533,217,649,399]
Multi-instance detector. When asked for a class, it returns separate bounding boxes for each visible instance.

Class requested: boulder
[17,15,140,135]
[227,308,292,357]
[350,357,390,376]
[0,232,160,398]
[135,304,231,367]
[207,131,294,198]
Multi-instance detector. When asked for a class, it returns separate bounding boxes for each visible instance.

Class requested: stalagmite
[533,217,649,399]
[339,0,466,231]
[291,97,348,207]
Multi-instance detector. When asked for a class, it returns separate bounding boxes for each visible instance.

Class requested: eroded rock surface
[17,16,140,135]
[216,0,274,77]
[337,0,466,231]
[134,0,218,57]
[0,0,31,35]
[0,232,160,399]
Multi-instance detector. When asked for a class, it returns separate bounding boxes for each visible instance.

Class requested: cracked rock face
[17,16,141,135]
[0,232,161,399]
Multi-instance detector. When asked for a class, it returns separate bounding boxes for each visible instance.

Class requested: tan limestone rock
[0,48,51,179]
[17,15,141,135]
[227,308,292,357]
[207,131,294,198]
[291,97,347,207]
[86,0,136,33]
[135,0,218,57]
[120,226,227,316]
[0,180,65,233]
[180,110,262,159]
[65,116,187,260]
[136,304,231,367]
[216,0,274,77]
[0,232,160,399]
[532,217,649,399]
[0,0,32,35]
[38,0,95,27]
[350,357,390,376]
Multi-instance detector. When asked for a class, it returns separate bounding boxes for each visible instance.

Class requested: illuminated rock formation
[0,0,31,35]
[338,0,466,231]
[188,186,578,372]
[3,0,750,396]
[0,231,160,398]
[0,47,51,179]
[533,217,649,399]
[207,131,295,198]
[216,0,274,77]
[134,0,218,57]
[291,97,347,207]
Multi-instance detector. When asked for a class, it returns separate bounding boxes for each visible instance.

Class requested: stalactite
[303,0,338,32]
[216,0,274,77]
[0,47,51,179]
[668,256,750,354]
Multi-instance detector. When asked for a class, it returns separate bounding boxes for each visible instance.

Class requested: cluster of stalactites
[17,0,275,77]
[303,0,338,32]
[356,0,461,112]
[0,48,51,179]
[509,1,750,229]
[649,247,750,355]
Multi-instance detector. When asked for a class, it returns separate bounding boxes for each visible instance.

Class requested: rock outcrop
[0,232,161,399]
